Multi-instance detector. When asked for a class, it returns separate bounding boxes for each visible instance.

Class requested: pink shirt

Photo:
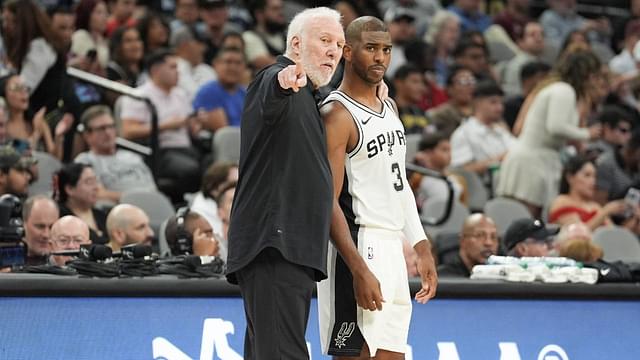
[120,81,192,148]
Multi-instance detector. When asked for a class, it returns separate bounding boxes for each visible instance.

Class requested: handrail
[405,163,455,227]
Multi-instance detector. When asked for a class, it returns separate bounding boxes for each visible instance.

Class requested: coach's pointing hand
[353,267,384,311]
[278,61,307,92]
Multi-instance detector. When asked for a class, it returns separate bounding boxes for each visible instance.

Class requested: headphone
[173,206,193,255]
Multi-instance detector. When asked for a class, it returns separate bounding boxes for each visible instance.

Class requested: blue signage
[0,297,638,359]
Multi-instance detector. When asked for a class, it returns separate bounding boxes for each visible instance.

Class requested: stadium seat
[28,151,62,196]
[433,230,460,266]
[422,198,470,239]
[120,189,175,238]
[592,226,640,263]
[212,126,241,163]
[158,218,170,257]
[450,168,488,212]
[484,197,532,236]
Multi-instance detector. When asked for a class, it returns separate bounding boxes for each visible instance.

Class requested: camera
[0,194,25,268]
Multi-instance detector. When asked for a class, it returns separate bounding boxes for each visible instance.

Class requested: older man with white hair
[49,216,91,267]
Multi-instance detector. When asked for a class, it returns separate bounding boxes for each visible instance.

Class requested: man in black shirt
[226,7,381,360]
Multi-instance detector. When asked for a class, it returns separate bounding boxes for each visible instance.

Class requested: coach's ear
[290,35,302,59]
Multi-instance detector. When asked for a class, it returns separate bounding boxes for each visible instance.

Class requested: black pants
[156,147,201,202]
[235,247,315,360]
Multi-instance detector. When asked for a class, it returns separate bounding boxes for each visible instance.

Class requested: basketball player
[318,16,438,359]
[226,8,382,360]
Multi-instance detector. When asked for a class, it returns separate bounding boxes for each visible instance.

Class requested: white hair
[424,10,459,45]
[285,7,342,57]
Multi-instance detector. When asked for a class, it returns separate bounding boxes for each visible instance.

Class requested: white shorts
[318,227,412,357]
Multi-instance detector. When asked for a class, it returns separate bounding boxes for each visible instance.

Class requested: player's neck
[340,72,380,110]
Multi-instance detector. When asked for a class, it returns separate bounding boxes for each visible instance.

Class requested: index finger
[295,61,304,75]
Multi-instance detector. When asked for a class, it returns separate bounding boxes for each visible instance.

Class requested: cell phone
[624,188,640,207]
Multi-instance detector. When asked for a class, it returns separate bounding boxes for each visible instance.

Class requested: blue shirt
[192,81,246,127]
[447,5,492,33]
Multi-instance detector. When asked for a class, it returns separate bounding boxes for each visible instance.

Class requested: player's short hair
[345,16,387,45]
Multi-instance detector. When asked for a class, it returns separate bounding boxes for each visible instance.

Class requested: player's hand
[353,267,384,311]
[376,80,389,100]
[414,240,437,304]
[277,61,307,92]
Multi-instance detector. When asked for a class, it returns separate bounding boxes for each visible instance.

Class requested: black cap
[198,0,226,8]
[0,146,36,171]
[504,218,559,250]
[384,7,415,23]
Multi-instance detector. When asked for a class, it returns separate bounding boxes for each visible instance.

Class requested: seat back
[592,227,640,263]
[28,151,62,196]
[484,197,532,236]
[422,199,470,239]
[212,126,241,163]
[120,190,175,237]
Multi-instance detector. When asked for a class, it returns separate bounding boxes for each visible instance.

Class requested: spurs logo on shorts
[334,322,356,348]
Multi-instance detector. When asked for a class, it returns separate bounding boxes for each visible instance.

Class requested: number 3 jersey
[320,90,426,243]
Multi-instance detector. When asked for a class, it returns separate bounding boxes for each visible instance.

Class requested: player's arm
[323,101,384,311]
[388,98,438,303]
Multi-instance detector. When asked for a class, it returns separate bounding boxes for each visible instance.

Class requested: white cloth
[20,38,56,95]
[609,49,637,75]
[120,81,192,148]
[176,57,217,101]
[71,29,110,68]
[450,116,515,168]
[418,174,463,211]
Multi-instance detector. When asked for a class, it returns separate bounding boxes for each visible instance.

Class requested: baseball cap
[0,145,36,171]
[384,7,415,23]
[198,0,226,8]
[503,218,559,251]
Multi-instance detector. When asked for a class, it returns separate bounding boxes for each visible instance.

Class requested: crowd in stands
[2,0,640,278]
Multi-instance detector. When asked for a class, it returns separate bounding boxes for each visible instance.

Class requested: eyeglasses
[88,124,116,133]
[52,236,87,246]
[7,83,30,93]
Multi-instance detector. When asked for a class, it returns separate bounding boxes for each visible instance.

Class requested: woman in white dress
[497,49,603,218]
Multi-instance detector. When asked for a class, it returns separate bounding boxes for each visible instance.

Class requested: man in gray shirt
[596,130,640,203]
[75,105,156,204]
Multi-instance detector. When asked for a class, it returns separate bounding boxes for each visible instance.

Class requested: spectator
[55,163,109,244]
[447,0,492,33]
[22,195,59,265]
[493,0,533,41]
[384,7,417,77]
[49,5,76,52]
[105,0,137,37]
[501,21,546,96]
[549,155,628,231]
[424,10,460,87]
[503,218,557,257]
[437,213,499,277]
[557,237,602,262]
[137,11,170,54]
[171,25,217,101]
[497,49,603,218]
[75,105,156,203]
[0,100,9,144]
[215,180,234,250]
[611,0,640,53]
[503,61,550,130]
[190,161,238,236]
[2,0,68,115]
[609,19,640,76]
[120,49,201,199]
[427,64,475,137]
[588,106,633,158]
[393,64,428,134]
[243,0,287,71]
[106,26,144,88]
[199,0,240,64]
[0,145,33,197]
[450,81,515,176]
[595,130,640,203]
[403,40,448,112]
[72,0,110,69]
[49,215,91,267]
[411,132,466,212]
[164,207,220,258]
[552,221,592,254]
[192,47,247,130]
[170,0,207,38]
[105,203,154,252]
[0,74,57,156]
[379,0,441,35]
[453,36,493,82]
[540,0,610,50]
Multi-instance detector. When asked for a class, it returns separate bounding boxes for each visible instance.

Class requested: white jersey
[321,90,409,234]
